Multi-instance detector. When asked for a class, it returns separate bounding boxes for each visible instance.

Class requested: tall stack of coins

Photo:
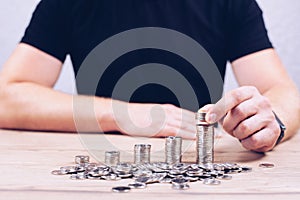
[134,144,151,164]
[196,111,214,164]
[165,136,182,165]
[105,151,120,166]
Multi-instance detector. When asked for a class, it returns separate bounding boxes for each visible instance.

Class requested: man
[0,0,299,152]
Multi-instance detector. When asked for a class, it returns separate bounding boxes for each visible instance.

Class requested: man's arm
[204,49,300,152]
[0,43,196,139]
[0,43,111,132]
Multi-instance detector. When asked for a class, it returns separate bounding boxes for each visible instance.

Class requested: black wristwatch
[273,111,286,146]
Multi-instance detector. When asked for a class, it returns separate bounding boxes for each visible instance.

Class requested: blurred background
[0,0,299,95]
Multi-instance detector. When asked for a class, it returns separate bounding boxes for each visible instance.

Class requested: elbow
[0,82,15,129]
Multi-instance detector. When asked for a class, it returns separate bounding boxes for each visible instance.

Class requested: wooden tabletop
[1,129,300,200]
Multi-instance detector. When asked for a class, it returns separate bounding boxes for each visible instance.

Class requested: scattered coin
[241,166,252,173]
[102,174,121,181]
[112,186,131,193]
[70,174,86,180]
[217,175,232,180]
[203,178,221,185]
[51,170,67,175]
[172,183,190,190]
[128,182,147,189]
[259,163,274,168]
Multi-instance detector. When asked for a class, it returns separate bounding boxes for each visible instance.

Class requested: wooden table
[1,129,300,200]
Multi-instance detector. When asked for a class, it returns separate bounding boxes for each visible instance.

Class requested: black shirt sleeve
[226,0,273,62]
[21,0,70,62]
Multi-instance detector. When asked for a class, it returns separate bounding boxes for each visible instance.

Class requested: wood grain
[1,129,300,200]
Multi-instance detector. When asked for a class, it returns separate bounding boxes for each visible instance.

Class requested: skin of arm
[0,43,196,138]
[204,49,300,152]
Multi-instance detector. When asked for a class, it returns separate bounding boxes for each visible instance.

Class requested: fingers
[151,104,196,140]
[222,97,264,137]
[240,124,279,152]
[200,86,281,152]
[232,115,268,140]
[206,86,258,123]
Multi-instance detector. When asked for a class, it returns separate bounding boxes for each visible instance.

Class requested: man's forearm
[0,82,118,132]
[263,81,300,141]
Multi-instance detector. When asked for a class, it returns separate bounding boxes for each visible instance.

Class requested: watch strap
[273,111,286,146]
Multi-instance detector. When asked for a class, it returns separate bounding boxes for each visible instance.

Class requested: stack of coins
[134,144,151,164]
[165,136,182,165]
[196,111,214,164]
[105,151,120,166]
[75,155,90,164]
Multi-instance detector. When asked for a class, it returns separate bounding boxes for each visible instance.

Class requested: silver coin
[184,176,199,182]
[203,178,221,185]
[128,182,147,189]
[132,169,152,177]
[116,162,132,173]
[51,170,67,175]
[70,174,86,180]
[217,175,232,180]
[135,176,150,184]
[172,176,189,185]
[172,183,190,190]
[87,175,101,180]
[259,163,274,168]
[241,166,252,173]
[112,186,131,193]
[116,172,132,178]
[60,166,77,174]
[102,174,121,181]
[159,177,172,184]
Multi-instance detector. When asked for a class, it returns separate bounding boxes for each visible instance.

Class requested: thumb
[198,104,216,123]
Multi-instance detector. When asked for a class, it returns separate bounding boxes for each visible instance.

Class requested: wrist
[95,97,121,132]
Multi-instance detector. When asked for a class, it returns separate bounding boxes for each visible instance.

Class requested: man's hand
[203,86,280,152]
[112,101,196,140]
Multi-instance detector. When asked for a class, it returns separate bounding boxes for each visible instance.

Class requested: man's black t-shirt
[21,0,272,111]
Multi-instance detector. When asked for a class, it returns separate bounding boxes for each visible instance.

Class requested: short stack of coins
[75,155,90,164]
[165,136,182,165]
[134,144,151,164]
[105,151,120,166]
[196,111,214,164]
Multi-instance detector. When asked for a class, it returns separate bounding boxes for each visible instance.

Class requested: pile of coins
[51,111,258,192]
[52,154,253,192]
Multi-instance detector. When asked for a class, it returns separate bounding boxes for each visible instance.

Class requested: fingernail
[207,113,217,123]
